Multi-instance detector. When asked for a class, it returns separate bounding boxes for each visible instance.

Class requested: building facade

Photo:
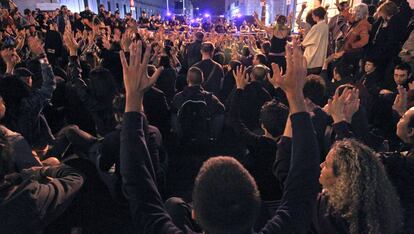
[225,0,288,25]
[14,0,167,18]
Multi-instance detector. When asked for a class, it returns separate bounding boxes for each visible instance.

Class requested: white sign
[36,3,61,11]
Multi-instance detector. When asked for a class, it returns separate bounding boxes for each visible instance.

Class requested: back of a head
[261,41,271,54]
[187,67,204,86]
[334,61,354,80]
[312,7,327,20]
[306,10,316,26]
[213,52,225,65]
[260,100,289,137]
[89,67,118,107]
[327,139,403,233]
[255,54,267,65]
[159,55,171,68]
[193,156,260,234]
[303,74,327,107]
[201,42,215,56]
[251,65,269,82]
[195,32,204,42]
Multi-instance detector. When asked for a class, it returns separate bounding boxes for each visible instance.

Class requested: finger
[129,41,137,66]
[120,50,128,69]
[141,43,152,69]
[136,40,143,66]
[233,70,237,79]
[271,63,281,78]
[394,94,400,105]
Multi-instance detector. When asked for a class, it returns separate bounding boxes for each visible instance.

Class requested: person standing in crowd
[193,42,224,97]
[254,12,290,73]
[328,1,349,55]
[56,5,68,34]
[302,6,329,75]
[335,3,372,74]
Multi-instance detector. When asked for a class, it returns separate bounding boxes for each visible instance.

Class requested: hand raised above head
[232,65,248,89]
[120,41,164,112]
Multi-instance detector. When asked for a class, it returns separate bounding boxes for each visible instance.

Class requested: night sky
[192,0,225,15]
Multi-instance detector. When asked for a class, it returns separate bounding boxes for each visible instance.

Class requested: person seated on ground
[171,67,225,136]
[227,64,272,132]
[119,38,320,234]
[0,37,56,155]
[230,64,289,203]
[0,137,84,232]
[357,58,382,97]
[388,63,413,92]
[314,88,409,233]
[64,29,118,137]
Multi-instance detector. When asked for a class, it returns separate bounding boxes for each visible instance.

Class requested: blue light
[204,13,210,18]
[166,12,171,16]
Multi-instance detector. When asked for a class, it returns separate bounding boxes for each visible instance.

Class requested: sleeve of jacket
[68,56,107,112]
[272,136,292,190]
[229,89,262,148]
[260,112,320,234]
[25,63,56,116]
[120,112,185,233]
[21,165,84,230]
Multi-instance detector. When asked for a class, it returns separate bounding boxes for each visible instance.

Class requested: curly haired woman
[316,139,403,233]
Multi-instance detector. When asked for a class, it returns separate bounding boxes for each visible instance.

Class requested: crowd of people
[0,0,413,233]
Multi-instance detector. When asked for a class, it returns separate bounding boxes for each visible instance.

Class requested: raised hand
[393,86,408,116]
[270,63,283,88]
[232,65,248,89]
[326,87,359,123]
[343,88,360,123]
[27,36,45,56]
[1,48,21,73]
[120,41,164,112]
[63,29,79,56]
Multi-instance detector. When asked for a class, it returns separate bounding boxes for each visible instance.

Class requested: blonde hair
[326,139,403,234]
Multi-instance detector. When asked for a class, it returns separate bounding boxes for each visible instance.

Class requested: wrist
[125,94,144,112]
[332,115,348,123]
[69,50,77,56]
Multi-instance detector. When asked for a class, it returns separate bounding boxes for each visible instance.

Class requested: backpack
[177,97,212,144]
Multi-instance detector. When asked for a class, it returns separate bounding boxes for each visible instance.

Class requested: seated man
[0,117,84,232]
[119,40,320,233]
[171,67,225,140]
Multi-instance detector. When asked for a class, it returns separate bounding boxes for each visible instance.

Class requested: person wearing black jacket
[230,65,289,202]
[119,39,320,233]
[185,32,203,69]
[227,65,272,131]
[0,164,84,233]
[193,42,225,98]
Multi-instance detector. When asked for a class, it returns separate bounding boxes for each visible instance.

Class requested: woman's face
[319,150,337,189]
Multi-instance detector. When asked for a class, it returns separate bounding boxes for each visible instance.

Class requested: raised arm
[119,41,187,233]
[229,65,264,147]
[253,11,273,35]
[261,39,320,233]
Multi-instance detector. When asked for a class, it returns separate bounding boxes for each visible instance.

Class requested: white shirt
[302,21,329,69]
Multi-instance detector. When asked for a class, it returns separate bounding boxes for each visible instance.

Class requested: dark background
[191,0,225,15]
